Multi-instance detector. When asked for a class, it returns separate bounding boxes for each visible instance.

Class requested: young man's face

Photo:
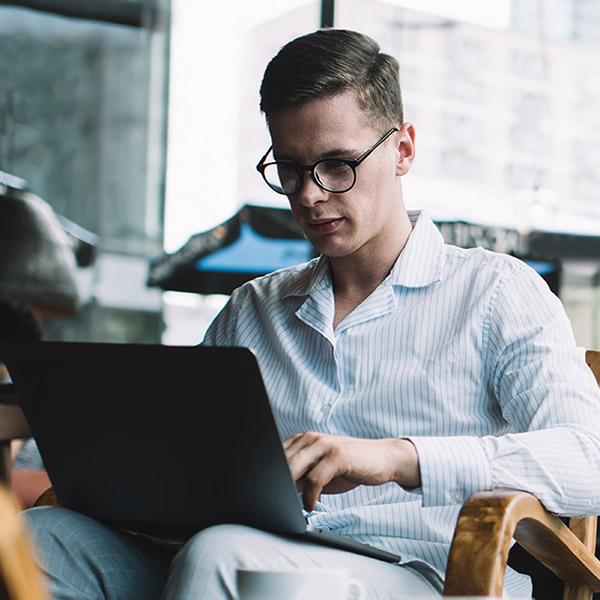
[267,91,415,264]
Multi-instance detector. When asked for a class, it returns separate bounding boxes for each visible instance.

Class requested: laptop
[0,341,400,563]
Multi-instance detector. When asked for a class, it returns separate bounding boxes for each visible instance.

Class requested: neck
[330,210,413,327]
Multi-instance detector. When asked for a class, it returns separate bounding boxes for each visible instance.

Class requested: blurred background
[1,0,600,348]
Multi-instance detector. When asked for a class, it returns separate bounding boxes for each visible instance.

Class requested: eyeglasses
[256,127,398,195]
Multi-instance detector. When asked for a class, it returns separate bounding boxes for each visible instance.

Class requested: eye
[319,159,348,174]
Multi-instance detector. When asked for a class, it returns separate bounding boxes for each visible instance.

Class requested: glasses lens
[314,160,355,193]
[262,163,300,195]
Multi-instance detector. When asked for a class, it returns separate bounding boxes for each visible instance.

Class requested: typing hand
[283,432,421,511]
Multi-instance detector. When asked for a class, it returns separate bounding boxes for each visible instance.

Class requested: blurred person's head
[259,28,403,132]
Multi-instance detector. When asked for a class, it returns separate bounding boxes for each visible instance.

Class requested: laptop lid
[1,341,309,540]
[2,341,401,562]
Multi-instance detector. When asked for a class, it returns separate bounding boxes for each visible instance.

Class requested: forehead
[267,91,377,160]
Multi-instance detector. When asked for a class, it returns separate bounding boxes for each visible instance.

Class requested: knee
[24,506,122,567]
[24,506,79,549]
[179,524,259,567]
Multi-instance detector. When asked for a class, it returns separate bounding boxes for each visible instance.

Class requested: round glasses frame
[256,127,399,195]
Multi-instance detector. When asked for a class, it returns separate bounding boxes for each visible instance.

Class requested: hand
[283,432,421,511]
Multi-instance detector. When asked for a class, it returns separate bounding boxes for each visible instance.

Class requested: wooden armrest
[586,350,600,386]
[444,490,600,597]
[33,487,59,508]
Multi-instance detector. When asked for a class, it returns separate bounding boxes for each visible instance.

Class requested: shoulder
[203,257,321,346]
[231,256,321,304]
[439,244,561,323]
[444,243,540,285]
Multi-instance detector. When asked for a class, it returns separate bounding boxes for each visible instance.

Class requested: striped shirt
[203,210,600,597]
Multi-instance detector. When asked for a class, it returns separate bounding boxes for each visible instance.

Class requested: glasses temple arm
[256,145,273,170]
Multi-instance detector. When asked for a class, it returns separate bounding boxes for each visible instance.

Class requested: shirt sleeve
[410,261,600,516]
[201,285,247,347]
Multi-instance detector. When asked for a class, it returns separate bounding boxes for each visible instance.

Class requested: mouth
[304,217,344,234]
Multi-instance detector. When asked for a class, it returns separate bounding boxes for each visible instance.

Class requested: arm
[289,264,600,517]
[411,264,600,515]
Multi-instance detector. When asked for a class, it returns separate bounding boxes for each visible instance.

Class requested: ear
[395,122,416,176]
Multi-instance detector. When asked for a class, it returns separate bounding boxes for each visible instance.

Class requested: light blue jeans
[25,506,443,599]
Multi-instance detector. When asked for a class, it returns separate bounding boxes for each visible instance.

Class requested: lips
[305,217,344,234]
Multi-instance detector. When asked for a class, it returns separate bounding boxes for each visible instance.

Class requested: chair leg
[563,518,599,600]
[563,584,593,600]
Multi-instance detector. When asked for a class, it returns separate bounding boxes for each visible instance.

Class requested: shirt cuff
[408,436,492,507]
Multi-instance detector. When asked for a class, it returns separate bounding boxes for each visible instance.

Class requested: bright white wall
[165,0,316,253]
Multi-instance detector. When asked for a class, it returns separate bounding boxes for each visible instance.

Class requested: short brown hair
[259,29,403,130]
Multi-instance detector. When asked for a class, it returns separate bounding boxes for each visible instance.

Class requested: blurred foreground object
[0,171,95,505]
[0,172,80,318]
[0,484,48,599]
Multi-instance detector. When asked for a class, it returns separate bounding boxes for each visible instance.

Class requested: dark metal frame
[0,0,152,28]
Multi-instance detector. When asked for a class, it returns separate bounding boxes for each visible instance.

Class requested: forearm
[481,426,600,515]
[409,424,600,516]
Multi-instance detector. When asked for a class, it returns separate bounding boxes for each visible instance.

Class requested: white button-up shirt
[203,211,600,596]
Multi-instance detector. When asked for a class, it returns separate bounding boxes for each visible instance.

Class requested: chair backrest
[586,350,600,386]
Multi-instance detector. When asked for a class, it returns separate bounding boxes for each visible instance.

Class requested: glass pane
[0,5,168,254]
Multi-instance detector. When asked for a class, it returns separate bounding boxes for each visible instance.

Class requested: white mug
[236,568,366,600]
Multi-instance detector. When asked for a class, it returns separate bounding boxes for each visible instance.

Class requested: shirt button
[451,490,463,503]
[321,403,331,413]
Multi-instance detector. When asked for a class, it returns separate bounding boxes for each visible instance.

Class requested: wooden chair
[32,351,600,599]
[444,350,600,599]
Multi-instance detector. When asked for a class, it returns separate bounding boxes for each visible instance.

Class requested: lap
[25,509,441,600]
[25,506,175,600]
[166,524,442,599]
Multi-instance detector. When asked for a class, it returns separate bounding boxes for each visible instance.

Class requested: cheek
[288,201,308,230]
[351,166,391,206]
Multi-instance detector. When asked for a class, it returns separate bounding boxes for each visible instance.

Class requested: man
[26,28,600,599]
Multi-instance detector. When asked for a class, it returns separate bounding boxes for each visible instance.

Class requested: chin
[315,245,354,259]
[305,233,357,259]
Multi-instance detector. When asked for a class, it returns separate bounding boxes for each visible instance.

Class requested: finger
[299,455,344,511]
[285,435,328,481]
[282,433,303,449]
[299,475,321,512]
[283,432,323,466]
[282,433,306,453]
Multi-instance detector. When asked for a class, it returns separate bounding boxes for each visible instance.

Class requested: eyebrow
[274,146,361,164]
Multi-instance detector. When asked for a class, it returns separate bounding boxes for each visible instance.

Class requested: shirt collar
[386,210,445,288]
[282,254,331,300]
[282,209,445,299]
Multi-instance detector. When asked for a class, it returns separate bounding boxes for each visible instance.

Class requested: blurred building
[0,1,170,343]
[511,0,600,44]
[240,0,600,225]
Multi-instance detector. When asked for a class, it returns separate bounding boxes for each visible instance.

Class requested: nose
[291,171,329,208]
